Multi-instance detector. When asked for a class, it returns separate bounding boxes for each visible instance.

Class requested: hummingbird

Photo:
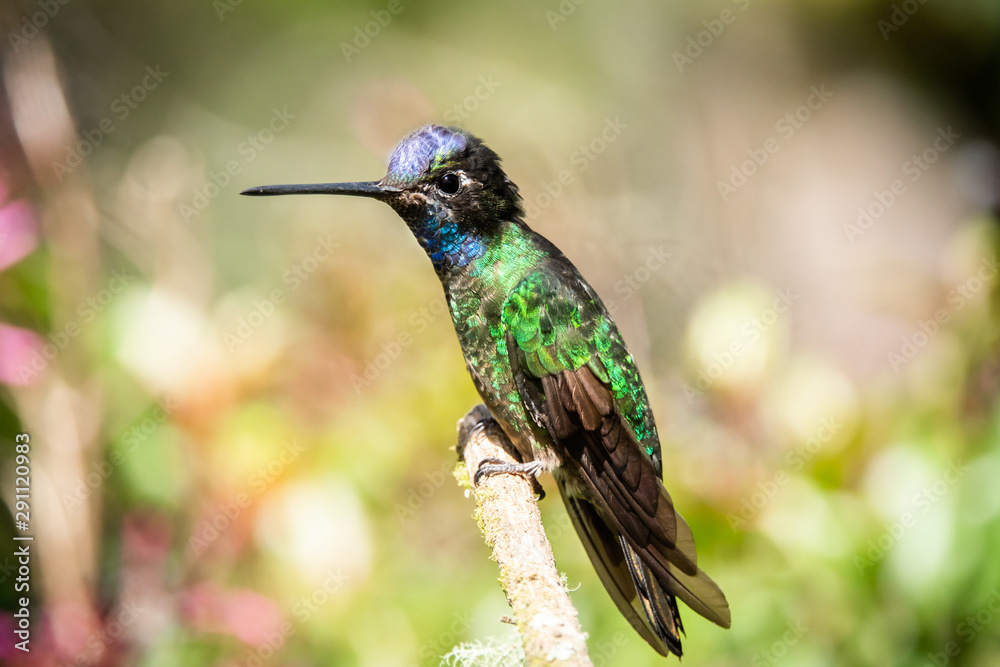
[242,124,730,657]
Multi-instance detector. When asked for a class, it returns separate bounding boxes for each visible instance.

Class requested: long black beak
[240,181,396,200]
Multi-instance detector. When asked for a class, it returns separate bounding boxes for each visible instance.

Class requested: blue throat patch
[381,125,483,271]
[410,200,485,272]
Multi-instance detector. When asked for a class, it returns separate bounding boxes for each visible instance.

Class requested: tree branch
[455,404,593,667]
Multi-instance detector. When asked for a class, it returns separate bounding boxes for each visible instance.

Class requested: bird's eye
[439,173,460,195]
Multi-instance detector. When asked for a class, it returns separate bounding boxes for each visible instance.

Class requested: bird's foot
[474,458,546,499]
[473,458,545,484]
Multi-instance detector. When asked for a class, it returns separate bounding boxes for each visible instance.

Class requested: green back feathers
[500,268,660,465]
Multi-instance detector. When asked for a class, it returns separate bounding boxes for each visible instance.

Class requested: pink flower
[0,198,38,272]
[0,181,43,386]
[0,323,43,386]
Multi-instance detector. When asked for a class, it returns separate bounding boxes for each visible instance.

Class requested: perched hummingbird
[242,125,730,657]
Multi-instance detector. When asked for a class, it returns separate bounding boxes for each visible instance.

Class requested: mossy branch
[455,404,593,667]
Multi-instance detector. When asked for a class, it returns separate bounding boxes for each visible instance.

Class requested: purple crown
[383,125,468,186]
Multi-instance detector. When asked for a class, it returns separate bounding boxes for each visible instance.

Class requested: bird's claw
[474,458,546,499]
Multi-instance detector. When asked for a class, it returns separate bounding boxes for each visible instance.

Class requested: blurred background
[1,0,1000,665]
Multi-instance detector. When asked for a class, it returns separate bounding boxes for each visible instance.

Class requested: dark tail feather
[620,531,732,656]
[621,539,685,657]
[560,488,676,656]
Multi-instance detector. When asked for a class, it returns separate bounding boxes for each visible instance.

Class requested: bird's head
[242,125,523,270]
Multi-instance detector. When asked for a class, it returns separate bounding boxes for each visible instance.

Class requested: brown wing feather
[541,366,731,637]
[505,308,731,653]
[544,368,694,576]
